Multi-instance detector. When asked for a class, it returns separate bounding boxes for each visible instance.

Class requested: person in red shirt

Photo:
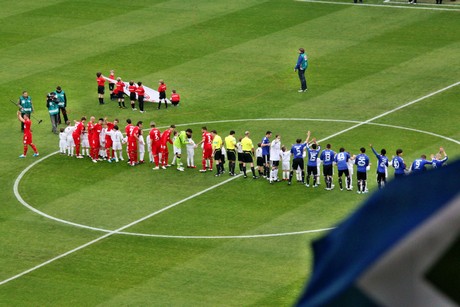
[128,121,142,166]
[73,116,86,158]
[93,118,103,162]
[136,81,145,113]
[105,118,117,161]
[170,89,180,107]
[87,117,97,162]
[159,124,175,169]
[196,126,214,172]
[157,79,167,109]
[128,81,137,111]
[96,72,105,105]
[116,77,126,109]
[149,121,161,169]
[109,70,115,100]
[125,118,133,161]
[17,111,39,158]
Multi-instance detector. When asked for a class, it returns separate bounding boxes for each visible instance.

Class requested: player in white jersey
[107,125,124,162]
[81,129,90,157]
[58,128,67,154]
[236,138,243,173]
[64,120,75,156]
[146,133,153,163]
[186,137,196,168]
[138,130,145,163]
[269,134,281,183]
[281,145,291,181]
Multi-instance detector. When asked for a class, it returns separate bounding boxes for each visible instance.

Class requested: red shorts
[128,140,138,151]
[151,142,161,155]
[160,144,169,154]
[72,133,81,145]
[202,146,212,159]
[23,132,32,145]
[105,137,113,149]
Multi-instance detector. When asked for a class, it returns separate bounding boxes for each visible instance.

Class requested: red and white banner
[103,76,170,104]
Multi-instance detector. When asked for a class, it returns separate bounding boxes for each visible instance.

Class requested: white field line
[297,0,460,11]
[3,81,459,286]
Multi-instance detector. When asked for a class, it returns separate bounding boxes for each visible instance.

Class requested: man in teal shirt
[294,48,308,92]
[18,91,33,131]
[53,86,68,124]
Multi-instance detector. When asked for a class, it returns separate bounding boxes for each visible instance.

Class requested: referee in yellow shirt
[241,131,258,179]
[211,130,223,176]
[224,130,237,176]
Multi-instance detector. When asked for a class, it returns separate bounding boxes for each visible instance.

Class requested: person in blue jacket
[294,48,308,92]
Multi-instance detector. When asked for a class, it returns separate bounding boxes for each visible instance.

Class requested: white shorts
[66,137,75,147]
[112,142,122,151]
[174,146,181,155]
[81,138,89,147]
[282,162,290,171]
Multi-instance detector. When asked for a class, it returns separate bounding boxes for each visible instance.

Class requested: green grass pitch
[0,0,459,305]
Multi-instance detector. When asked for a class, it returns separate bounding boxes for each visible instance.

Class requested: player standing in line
[173,129,193,171]
[320,144,335,190]
[305,138,321,187]
[241,131,258,179]
[64,120,75,156]
[73,116,86,158]
[160,125,175,169]
[128,81,137,111]
[157,79,167,109]
[256,143,264,177]
[197,126,214,173]
[138,129,145,164]
[108,70,115,100]
[335,147,352,191]
[211,130,223,176]
[59,128,67,154]
[370,144,388,189]
[431,147,448,168]
[355,147,370,194]
[281,145,291,181]
[170,89,180,107]
[115,77,126,109]
[128,121,142,166]
[261,131,272,178]
[108,125,124,162]
[125,119,134,161]
[53,86,68,125]
[224,130,237,176]
[87,117,98,162]
[410,154,431,173]
[17,111,39,158]
[80,126,90,157]
[96,72,105,105]
[17,91,33,131]
[171,131,179,166]
[236,137,244,173]
[288,131,310,185]
[94,118,104,160]
[136,82,145,113]
[149,122,162,170]
[186,136,196,168]
[269,134,281,183]
[391,149,406,179]
[105,118,117,161]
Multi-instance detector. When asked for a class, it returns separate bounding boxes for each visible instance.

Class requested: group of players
[54,118,449,193]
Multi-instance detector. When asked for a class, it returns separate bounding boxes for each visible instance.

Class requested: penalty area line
[296,0,460,11]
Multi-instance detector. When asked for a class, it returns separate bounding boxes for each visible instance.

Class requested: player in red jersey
[149,121,162,169]
[196,126,214,172]
[116,77,126,109]
[17,111,39,158]
[108,70,115,100]
[136,82,145,113]
[157,79,167,109]
[73,116,87,158]
[105,118,117,161]
[170,89,180,107]
[128,121,142,166]
[93,118,103,162]
[125,119,134,161]
[159,125,175,169]
[87,116,97,162]
[96,72,105,105]
[128,81,137,111]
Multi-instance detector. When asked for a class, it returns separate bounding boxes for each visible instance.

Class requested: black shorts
[377,172,386,182]
[138,96,144,104]
[117,91,124,99]
[271,160,279,167]
[323,164,333,176]
[357,171,367,181]
[242,151,253,163]
[257,157,264,167]
[172,101,179,106]
[338,169,350,177]
[98,85,105,94]
[214,149,222,161]
[237,152,243,162]
[263,154,270,164]
[227,149,236,161]
[130,92,136,101]
[292,158,304,171]
[307,165,317,175]
[159,91,166,99]
[109,83,114,90]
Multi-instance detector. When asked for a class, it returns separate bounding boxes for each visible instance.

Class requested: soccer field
[0,0,459,305]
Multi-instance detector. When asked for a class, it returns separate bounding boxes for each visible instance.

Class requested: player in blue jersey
[320,144,336,190]
[391,148,406,179]
[335,147,352,191]
[370,144,389,189]
[431,147,448,168]
[288,131,311,185]
[410,154,431,173]
[306,138,321,187]
[261,131,272,178]
[355,147,370,194]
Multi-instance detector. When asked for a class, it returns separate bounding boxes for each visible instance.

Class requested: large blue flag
[297,159,460,306]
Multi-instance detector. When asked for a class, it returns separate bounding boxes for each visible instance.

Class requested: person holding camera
[46,92,60,134]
